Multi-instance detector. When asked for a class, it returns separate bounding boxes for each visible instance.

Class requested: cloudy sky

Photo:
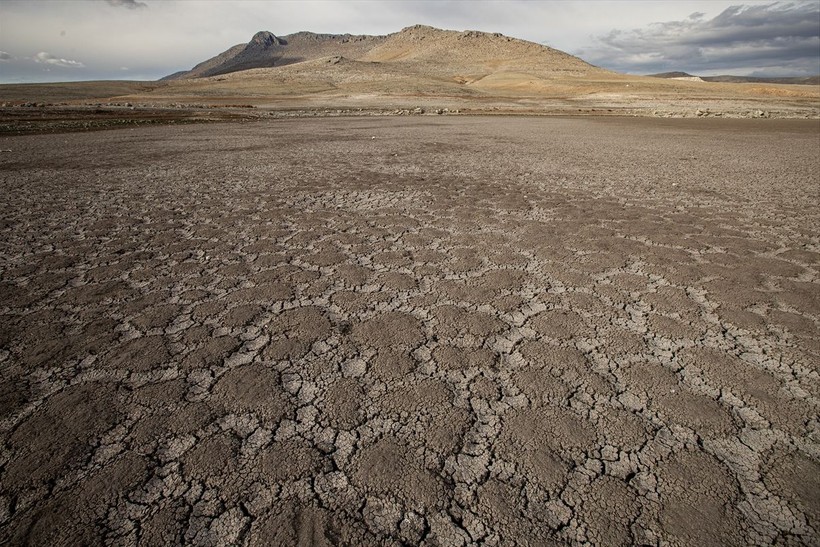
[0,0,818,83]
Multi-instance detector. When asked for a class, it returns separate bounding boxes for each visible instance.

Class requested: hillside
[164,30,387,80]
[155,25,626,103]
[1,25,818,122]
[360,25,598,74]
[163,25,603,82]
[161,43,247,80]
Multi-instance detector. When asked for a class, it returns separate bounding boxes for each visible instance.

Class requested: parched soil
[0,105,256,136]
[0,117,818,546]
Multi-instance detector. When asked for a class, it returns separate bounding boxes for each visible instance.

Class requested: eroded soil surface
[0,117,818,545]
[0,105,255,136]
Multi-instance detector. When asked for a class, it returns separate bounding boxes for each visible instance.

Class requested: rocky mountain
[162,25,601,81]
[163,30,387,80]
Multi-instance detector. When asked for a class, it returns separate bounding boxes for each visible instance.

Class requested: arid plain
[1,25,818,132]
[2,23,820,547]
[1,115,818,546]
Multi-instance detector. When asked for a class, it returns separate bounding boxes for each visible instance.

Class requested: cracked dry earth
[0,116,819,546]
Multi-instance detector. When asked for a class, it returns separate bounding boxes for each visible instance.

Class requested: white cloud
[34,51,85,68]
[0,51,13,61]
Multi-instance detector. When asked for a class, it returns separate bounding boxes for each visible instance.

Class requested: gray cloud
[106,0,147,9]
[0,51,12,61]
[34,51,85,68]
[580,2,820,76]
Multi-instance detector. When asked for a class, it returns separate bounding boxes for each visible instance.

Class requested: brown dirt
[0,116,818,545]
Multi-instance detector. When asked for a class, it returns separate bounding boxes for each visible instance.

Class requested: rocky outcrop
[164,30,388,80]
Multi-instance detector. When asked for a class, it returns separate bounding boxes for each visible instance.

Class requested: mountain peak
[249,31,283,48]
[399,24,441,34]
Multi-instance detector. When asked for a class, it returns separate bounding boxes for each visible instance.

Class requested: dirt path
[1,117,818,545]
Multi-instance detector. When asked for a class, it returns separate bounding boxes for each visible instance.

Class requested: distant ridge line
[648,72,820,86]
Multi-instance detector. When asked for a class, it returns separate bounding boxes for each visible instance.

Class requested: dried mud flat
[0,116,818,546]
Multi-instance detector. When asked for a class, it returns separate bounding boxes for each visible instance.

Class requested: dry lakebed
[0,116,818,546]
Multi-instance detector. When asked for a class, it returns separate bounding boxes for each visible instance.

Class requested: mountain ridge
[162,29,389,80]
[7,24,815,121]
[162,25,602,81]
[648,71,820,86]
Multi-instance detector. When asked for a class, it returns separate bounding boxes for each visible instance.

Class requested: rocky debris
[387,107,460,116]
[648,108,795,119]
